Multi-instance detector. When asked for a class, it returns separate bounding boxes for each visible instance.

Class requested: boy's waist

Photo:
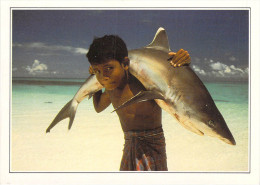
[123,127,164,140]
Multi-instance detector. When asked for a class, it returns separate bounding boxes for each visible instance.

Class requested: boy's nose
[100,72,109,81]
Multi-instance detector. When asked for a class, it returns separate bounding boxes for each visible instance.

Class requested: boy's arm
[168,49,191,67]
[93,89,111,113]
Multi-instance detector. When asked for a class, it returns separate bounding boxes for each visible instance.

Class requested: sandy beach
[11,93,248,172]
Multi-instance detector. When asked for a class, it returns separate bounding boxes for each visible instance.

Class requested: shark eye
[208,120,215,127]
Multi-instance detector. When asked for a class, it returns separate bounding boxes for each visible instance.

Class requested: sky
[12,9,249,81]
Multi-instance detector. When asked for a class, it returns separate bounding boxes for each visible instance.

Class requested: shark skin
[46,27,236,146]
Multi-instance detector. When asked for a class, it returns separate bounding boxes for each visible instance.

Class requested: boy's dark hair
[86,35,128,65]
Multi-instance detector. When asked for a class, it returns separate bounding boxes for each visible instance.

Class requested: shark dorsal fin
[145,27,171,52]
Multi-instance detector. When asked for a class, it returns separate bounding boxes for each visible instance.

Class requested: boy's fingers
[168,52,176,61]
[175,48,184,56]
[171,51,191,67]
[89,66,94,74]
[169,49,191,67]
[168,52,176,56]
[172,51,186,65]
[178,57,191,66]
[175,54,191,66]
[172,49,185,61]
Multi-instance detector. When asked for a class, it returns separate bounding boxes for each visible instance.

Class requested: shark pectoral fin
[46,99,78,133]
[112,90,165,113]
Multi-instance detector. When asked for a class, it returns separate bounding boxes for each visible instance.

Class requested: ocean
[11,77,249,172]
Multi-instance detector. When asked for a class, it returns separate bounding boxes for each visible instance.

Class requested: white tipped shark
[46,27,236,145]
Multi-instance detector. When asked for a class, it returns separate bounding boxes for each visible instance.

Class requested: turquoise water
[12,79,249,131]
[12,80,84,125]
[12,78,248,103]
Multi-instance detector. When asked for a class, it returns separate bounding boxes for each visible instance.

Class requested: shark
[46,27,236,145]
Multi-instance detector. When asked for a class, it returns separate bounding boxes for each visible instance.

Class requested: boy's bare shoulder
[128,75,146,92]
[107,75,146,108]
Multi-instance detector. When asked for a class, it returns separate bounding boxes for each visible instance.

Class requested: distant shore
[12,76,248,86]
[12,78,85,86]
[12,79,83,86]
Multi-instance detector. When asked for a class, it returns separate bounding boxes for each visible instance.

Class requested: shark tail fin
[145,27,171,52]
[68,113,76,130]
[112,90,165,113]
[46,99,78,133]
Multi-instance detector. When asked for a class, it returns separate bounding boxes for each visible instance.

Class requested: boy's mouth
[101,81,116,87]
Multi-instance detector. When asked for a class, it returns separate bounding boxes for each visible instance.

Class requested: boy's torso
[107,75,162,132]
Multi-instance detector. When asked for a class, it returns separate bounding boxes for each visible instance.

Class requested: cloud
[192,65,206,76]
[74,47,89,54]
[25,60,48,75]
[230,65,244,74]
[209,61,247,77]
[13,42,88,56]
[191,58,248,80]
[210,61,227,71]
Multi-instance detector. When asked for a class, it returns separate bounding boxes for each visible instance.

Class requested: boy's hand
[168,49,191,67]
[89,66,94,74]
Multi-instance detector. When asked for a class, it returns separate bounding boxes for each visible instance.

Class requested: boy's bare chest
[108,76,157,115]
[109,84,137,108]
[109,85,157,117]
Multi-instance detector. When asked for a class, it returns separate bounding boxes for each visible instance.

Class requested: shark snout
[220,137,236,145]
[192,117,236,145]
[208,121,236,145]
[212,119,236,145]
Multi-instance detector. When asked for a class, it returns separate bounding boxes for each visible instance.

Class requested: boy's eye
[105,67,113,71]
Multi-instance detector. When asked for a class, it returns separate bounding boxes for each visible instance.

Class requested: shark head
[201,114,236,145]
[184,101,236,145]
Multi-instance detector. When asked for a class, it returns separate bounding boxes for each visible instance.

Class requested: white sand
[11,102,248,172]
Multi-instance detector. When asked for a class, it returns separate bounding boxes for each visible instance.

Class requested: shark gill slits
[177,94,182,101]
[185,111,191,118]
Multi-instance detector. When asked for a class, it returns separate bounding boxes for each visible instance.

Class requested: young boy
[86,35,191,171]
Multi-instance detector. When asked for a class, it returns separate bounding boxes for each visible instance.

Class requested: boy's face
[91,59,129,90]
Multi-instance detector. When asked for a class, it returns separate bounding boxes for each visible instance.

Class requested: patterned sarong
[120,127,168,171]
